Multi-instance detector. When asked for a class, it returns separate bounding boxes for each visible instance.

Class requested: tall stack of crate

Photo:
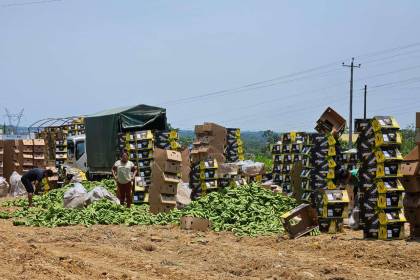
[119,130,154,205]
[55,136,68,170]
[300,133,316,203]
[225,128,244,162]
[154,130,180,150]
[68,118,85,136]
[149,149,182,214]
[3,140,22,179]
[358,116,406,240]
[401,112,420,238]
[189,123,226,199]
[21,140,34,173]
[0,141,4,177]
[272,132,305,194]
[33,139,46,168]
[190,158,219,199]
[311,133,348,233]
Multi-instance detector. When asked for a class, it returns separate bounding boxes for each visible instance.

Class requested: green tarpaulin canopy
[85,104,167,173]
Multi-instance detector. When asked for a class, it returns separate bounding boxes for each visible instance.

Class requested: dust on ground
[0,217,419,280]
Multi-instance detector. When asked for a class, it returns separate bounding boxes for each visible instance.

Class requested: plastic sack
[63,183,88,209]
[84,186,119,206]
[238,160,265,176]
[176,183,192,209]
[9,171,27,197]
[0,177,10,197]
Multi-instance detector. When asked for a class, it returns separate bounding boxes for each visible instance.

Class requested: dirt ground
[0,218,419,280]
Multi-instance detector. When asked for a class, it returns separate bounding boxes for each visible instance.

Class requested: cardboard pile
[357,116,406,240]
[299,133,316,202]
[119,130,154,204]
[272,132,307,194]
[225,128,244,162]
[217,162,247,188]
[118,129,182,205]
[20,139,47,173]
[67,117,85,136]
[401,112,420,237]
[189,123,227,199]
[154,130,180,150]
[310,133,346,233]
[149,149,182,214]
[3,140,22,179]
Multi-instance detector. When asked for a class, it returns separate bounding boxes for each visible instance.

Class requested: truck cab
[66,134,87,172]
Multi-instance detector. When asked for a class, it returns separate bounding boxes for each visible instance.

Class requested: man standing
[21,168,54,207]
[112,150,137,208]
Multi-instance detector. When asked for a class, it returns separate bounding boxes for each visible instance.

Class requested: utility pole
[364,85,367,120]
[342,58,361,146]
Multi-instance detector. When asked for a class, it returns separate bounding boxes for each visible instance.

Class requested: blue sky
[1,0,419,131]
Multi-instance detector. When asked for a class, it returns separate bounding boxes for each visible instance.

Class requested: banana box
[321,190,349,218]
[318,218,344,234]
[364,187,403,209]
[371,116,400,132]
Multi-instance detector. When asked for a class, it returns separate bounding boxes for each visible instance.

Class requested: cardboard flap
[404,146,419,161]
[401,162,420,176]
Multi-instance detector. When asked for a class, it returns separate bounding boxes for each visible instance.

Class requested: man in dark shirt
[21,168,54,207]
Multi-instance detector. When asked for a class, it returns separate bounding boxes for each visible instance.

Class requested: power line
[160,41,420,106]
[1,0,62,8]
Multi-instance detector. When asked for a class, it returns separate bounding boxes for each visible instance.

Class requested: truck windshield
[67,140,75,159]
[76,141,85,160]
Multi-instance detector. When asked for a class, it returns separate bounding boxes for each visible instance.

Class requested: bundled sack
[176,183,192,209]
[84,186,120,206]
[9,171,27,197]
[0,177,10,197]
[63,183,88,209]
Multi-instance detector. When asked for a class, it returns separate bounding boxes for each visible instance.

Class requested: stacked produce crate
[21,140,34,173]
[225,128,244,162]
[272,132,306,194]
[311,133,348,233]
[154,130,180,150]
[401,112,420,238]
[3,140,22,179]
[357,116,406,240]
[217,162,247,188]
[118,130,154,205]
[55,136,68,170]
[33,139,46,168]
[149,149,182,214]
[299,133,316,203]
[68,118,85,136]
[190,123,226,199]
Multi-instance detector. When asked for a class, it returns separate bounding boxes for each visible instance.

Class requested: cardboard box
[280,204,318,238]
[404,146,419,161]
[180,216,211,231]
[150,163,179,195]
[194,122,227,137]
[401,162,420,177]
[181,148,191,183]
[315,107,346,135]
[416,112,420,128]
[153,148,182,174]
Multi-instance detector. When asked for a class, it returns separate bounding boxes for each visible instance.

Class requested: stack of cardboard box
[272,132,307,194]
[154,130,180,150]
[299,133,316,203]
[217,162,248,188]
[3,140,22,179]
[358,116,406,240]
[68,118,85,136]
[189,123,227,199]
[0,141,4,177]
[33,139,46,168]
[401,112,420,237]
[149,149,182,214]
[55,137,68,169]
[21,140,34,173]
[225,128,244,162]
[118,130,154,205]
[311,133,346,233]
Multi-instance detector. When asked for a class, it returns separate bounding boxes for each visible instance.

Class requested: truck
[63,104,167,180]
